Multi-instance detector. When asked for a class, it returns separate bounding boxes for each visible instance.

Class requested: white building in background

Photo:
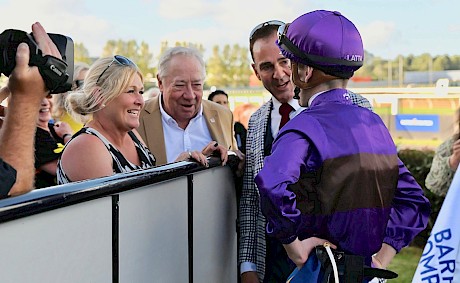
[405,70,460,86]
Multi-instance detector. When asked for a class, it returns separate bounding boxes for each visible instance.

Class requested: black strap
[363,266,398,279]
[279,39,358,79]
[29,52,69,94]
[315,246,398,282]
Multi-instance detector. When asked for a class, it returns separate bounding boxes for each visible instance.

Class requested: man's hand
[283,237,336,269]
[1,22,61,197]
[176,150,209,167]
[8,22,62,99]
[0,86,9,103]
[7,42,46,99]
[372,243,396,269]
[241,271,260,283]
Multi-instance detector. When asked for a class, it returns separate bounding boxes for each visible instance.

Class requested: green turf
[387,246,423,282]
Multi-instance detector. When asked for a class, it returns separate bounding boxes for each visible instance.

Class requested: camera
[0,29,74,94]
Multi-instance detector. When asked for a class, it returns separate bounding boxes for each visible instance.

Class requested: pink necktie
[279,103,294,129]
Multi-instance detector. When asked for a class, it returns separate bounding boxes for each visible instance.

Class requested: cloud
[0,0,113,57]
[448,24,460,33]
[154,0,309,58]
[157,0,215,19]
[359,20,400,58]
[360,21,397,49]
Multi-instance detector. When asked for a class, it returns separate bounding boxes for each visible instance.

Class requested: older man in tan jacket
[138,46,238,166]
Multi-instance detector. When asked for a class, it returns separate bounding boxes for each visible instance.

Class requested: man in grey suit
[238,21,373,283]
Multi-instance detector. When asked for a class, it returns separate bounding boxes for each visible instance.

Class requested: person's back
[275,91,398,256]
[254,10,430,281]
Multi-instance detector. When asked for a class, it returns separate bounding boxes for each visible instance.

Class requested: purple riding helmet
[277,10,364,79]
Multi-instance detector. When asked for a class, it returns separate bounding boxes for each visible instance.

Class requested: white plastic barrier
[0,159,238,283]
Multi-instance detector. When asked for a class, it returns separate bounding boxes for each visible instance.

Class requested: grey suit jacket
[138,95,238,165]
[239,99,272,282]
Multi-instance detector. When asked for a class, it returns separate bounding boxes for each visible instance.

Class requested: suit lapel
[140,96,168,165]
[203,102,225,145]
[254,100,272,176]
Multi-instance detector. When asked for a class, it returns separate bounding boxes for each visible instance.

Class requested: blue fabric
[0,158,16,197]
[286,253,321,283]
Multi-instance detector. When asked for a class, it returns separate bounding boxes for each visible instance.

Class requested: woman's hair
[66,56,143,116]
[52,62,90,120]
[73,62,90,85]
[157,46,206,80]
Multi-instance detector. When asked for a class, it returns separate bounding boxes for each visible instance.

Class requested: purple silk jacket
[255,88,430,259]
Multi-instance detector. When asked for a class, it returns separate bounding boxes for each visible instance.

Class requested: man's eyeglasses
[249,20,285,40]
[277,23,290,44]
[96,55,137,85]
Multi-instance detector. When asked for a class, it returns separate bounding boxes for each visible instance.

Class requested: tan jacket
[138,96,238,165]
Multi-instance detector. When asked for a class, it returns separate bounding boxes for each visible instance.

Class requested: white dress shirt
[271,97,305,138]
[159,100,213,163]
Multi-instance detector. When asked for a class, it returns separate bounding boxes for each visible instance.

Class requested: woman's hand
[201,141,228,166]
[53,121,73,143]
[175,141,229,167]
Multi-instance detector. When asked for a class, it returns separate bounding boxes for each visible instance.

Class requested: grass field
[393,138,443,149]
[387,246,423,282]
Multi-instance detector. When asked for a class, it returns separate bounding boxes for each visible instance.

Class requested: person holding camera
[0,22,65,198]
[254,10,430,281]
[56,55,156,184]
[425,108,460,197]
[34,96,73,188]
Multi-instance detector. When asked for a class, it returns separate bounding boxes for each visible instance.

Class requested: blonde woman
[57,55,156,183]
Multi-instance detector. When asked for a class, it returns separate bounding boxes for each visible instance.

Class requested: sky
[0,0,458,64]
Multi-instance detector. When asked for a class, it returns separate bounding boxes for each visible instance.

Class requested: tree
[101,39,155,80]
[157,41,206,59]
[206,44,252,88]
[73,42,91,65]
[206,45,226,87]
[450,55,460,69]
[433,55,450,71]
[354,50,375,79]
[407,53,431,71]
